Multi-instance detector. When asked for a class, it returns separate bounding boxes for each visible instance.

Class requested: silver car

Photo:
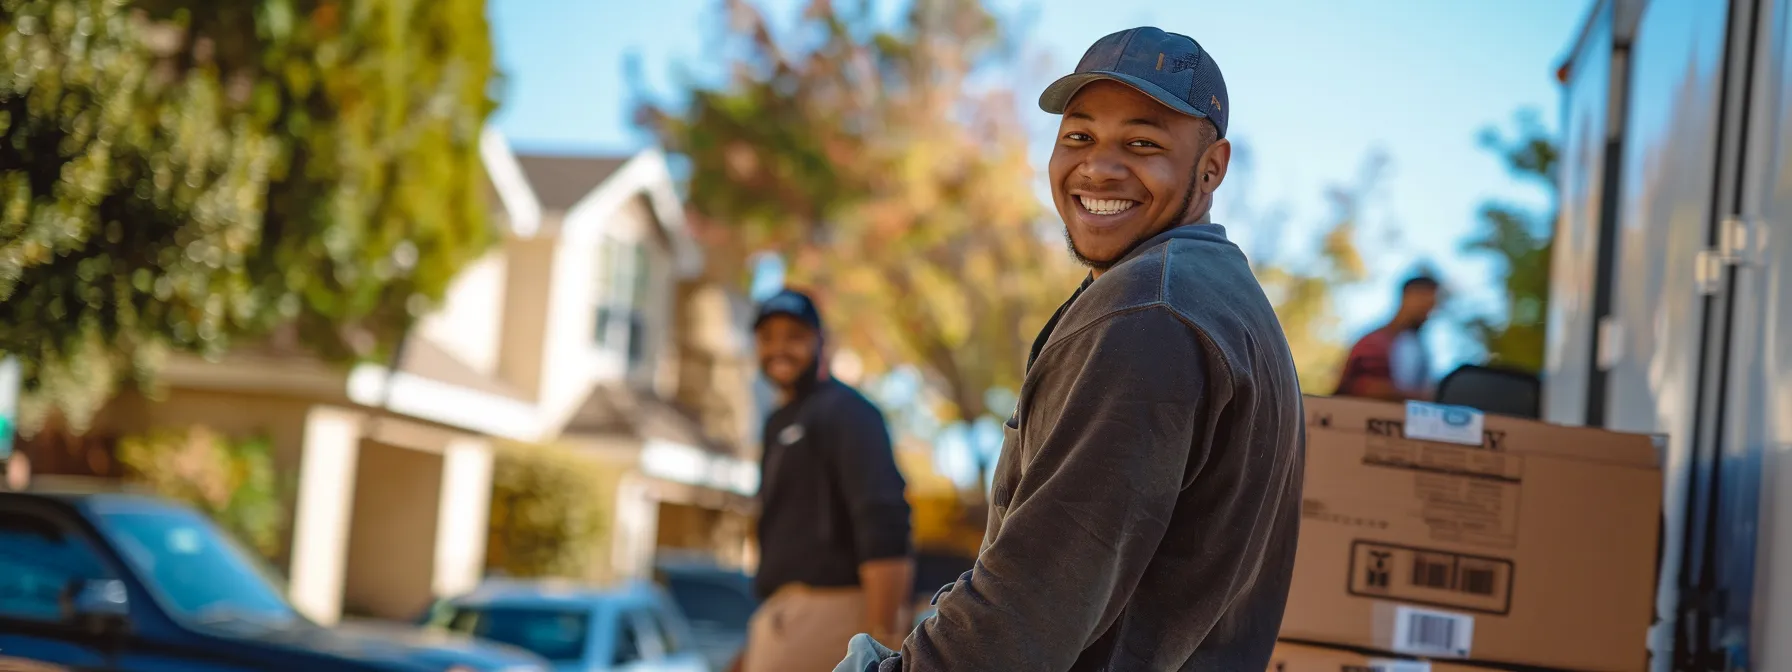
[422,579,709,672]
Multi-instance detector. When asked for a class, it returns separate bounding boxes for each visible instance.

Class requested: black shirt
[893,224,1306,671]
[755,377,912,599]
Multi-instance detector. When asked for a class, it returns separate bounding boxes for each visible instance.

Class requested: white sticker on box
[1390,604,1474,657]
[1403,400,1485,446]
[1367,660,1431,672]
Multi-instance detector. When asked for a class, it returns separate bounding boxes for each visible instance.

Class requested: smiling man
[842,27,1306,672]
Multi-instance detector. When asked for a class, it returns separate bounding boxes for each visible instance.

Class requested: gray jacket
[891,224,1306,671]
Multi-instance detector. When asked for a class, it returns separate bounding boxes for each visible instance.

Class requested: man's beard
[1063,161,1204,271]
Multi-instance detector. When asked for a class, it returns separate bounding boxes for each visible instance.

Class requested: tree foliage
[638,0,1077,424]
[0,0,497,431]
[1462,111,1557,373]
[1236,152,1386,395]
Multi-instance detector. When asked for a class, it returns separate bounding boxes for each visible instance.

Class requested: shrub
[115,425,289,563]
[485,442,623,582]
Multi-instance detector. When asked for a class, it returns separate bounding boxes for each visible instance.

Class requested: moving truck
[1550,0,1792,668]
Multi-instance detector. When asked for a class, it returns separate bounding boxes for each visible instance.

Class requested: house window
[595,239,654,368]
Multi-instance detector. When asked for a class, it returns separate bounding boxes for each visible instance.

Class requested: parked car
[0,485,549,671]
[421,578,709,672]
[650,558,756,671]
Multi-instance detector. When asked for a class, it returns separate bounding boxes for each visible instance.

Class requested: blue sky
[489,0,1585,376]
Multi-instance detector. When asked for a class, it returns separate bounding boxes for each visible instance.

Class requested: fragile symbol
[1366,550,1393,589]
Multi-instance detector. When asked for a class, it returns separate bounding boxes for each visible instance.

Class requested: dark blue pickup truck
[0,486,548,672]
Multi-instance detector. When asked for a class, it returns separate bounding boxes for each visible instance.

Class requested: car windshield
[89,504,299,630]
[436,606,590,662]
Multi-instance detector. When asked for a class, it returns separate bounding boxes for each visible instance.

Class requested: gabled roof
[563,384,718,453]
[481,130,702,278]
[327,131,713,444]
[512,155,631,212]
[389,338,528,402]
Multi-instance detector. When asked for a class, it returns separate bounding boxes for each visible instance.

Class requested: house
[32,130,764,625]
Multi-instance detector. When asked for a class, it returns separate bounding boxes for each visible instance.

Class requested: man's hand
[859,557,915,646]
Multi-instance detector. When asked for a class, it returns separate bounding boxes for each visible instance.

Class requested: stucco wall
[497,233,557,400]
[416,252,509,376]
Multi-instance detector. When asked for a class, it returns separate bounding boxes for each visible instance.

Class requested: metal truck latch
[1695,249,1728,295]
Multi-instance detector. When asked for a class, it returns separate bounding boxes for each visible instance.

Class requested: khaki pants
[742,584,869,672]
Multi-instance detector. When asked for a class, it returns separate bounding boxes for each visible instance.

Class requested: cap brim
[1038,71,1208,119]
[753,309,816,331]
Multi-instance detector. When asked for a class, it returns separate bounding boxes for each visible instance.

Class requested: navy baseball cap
[1039,27,1229,139]
[753,289,823,331]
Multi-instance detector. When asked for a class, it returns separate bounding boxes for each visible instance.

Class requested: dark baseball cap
[753,289,823,331]
[1039,27,1229,139]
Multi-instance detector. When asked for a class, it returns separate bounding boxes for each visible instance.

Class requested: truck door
[1612,0,1777,670]
[1599,0,1755,669]
[1709,0,1792,668]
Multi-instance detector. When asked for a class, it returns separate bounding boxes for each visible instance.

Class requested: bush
[485,442,623,582]
[115,425,289,563]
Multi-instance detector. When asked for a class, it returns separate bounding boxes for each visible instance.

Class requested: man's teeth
[1079,197,1136,215]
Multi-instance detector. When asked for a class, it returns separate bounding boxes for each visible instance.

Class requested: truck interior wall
[1598,129,1627,426]
[1586,46,1628,428]
[1546,0,1640,431]
[1544,0,1613,428]
[1584,0,1646,429]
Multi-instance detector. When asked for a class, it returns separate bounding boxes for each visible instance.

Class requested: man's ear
[1199,138,1233,195]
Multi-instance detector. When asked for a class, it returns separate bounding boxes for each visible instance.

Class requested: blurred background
[7,0,1784,670]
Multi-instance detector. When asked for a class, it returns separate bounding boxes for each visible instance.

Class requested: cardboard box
[1269,640,1489,671]
[1282,395,1662,671]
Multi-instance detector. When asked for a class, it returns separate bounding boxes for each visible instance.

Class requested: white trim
[346,364,544,442]
[342,352,627,445]
[433,438,494,598]
[288,406,361,625]
[479,128,544,239]
[560,148,703,278]
[640,439,759,496]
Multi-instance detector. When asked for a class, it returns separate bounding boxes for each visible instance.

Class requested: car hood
[241,619,549,671]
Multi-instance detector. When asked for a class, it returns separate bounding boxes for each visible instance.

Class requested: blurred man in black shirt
[735,288,913,672]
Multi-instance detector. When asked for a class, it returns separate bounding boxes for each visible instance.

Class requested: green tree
[1243,152,1386,395]
[639,0,1076,424]
[0,0,497,431]
[1462,110,1557,373]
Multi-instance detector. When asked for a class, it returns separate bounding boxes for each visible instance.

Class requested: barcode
[1407,613,1456,649]
[1393,606,1473,656]
[1409,555,1500,597]
[1460,567,1497,596]
[1411,555,1452,590]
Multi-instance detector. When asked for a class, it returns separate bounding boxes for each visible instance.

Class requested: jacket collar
[1108,223,1231,271]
